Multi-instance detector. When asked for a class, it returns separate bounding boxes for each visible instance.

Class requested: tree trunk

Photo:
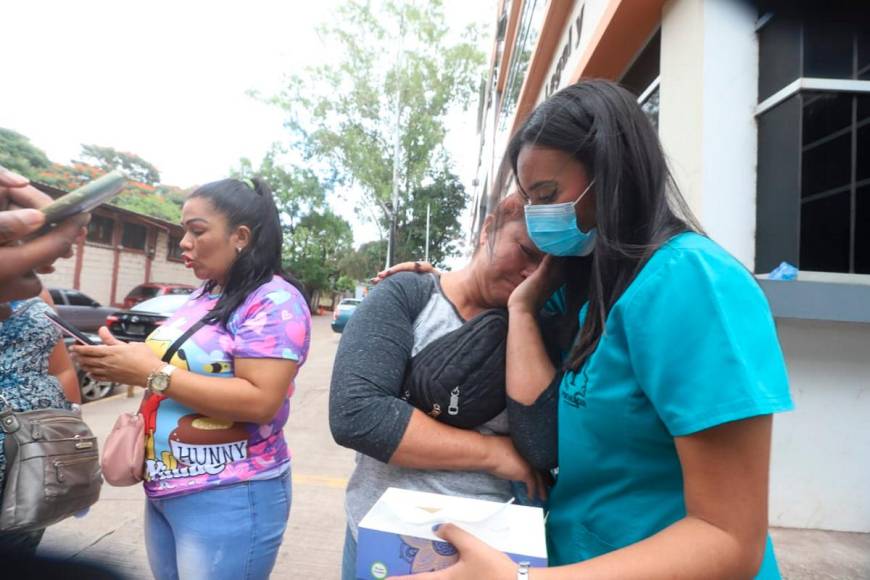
[309,290,321,313]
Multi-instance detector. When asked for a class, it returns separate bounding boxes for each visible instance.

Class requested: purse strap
[0,394,17,433]
[161,318,208,364]
[137,318,208,413]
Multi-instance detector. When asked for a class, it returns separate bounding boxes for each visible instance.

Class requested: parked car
[331,298,362,333]
[107,294,191,342]
[122,283,195,309]
[49,288,117,333]
[63,334,118,402]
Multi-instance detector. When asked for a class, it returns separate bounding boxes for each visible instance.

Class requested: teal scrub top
[547,232,793,578]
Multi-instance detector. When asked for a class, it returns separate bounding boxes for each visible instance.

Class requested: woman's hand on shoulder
[371,261,439,284]
[507,255,564,315]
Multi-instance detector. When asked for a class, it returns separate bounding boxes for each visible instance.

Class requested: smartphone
[44,311,98,345]
[39,170,127,225]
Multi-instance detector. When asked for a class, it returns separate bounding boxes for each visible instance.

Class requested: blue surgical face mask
[524,180,596,257]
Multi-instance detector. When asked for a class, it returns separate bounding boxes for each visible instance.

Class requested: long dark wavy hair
[189,177,306,328]
[508,79,703,372]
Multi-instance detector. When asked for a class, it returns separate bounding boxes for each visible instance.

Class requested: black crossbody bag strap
[161,318,209,364]
[137,318,208,413]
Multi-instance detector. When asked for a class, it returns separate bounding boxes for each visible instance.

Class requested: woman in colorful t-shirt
[75,177,311,580]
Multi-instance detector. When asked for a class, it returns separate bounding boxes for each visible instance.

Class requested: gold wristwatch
[147,364,176,393]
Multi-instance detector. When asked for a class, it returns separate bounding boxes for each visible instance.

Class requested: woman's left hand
[71,327,164,386]
[371,261,439,284]
[388,524,517,580]
[508,254,564,314]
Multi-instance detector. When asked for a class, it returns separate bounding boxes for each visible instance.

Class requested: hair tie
[239,177,257,192]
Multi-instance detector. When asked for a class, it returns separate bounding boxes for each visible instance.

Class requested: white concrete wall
[78,245,115,306]
[36,230,197,306]
[38,246,79,291]
[660,0,758,269]
[116,252,148,305]
[701,0,758,269]
[769,319,870,533]
[660,0,705,215]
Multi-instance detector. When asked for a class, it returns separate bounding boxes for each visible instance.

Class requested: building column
[110,221,121,307]
[144,227,157,284]
[659,0,759,269]
[73,237,85,290]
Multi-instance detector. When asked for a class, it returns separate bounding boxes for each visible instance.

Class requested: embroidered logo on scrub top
[562,367,589,408]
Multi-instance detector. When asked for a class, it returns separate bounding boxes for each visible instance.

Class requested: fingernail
[21,209,44,226]
[431,524,441,532]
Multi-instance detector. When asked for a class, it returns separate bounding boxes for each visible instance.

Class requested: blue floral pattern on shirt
[0,299,71,493]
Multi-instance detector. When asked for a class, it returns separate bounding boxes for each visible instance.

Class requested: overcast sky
[1,0,495,248]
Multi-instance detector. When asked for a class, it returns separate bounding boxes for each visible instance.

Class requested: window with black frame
[621,30,661,132]
[756,7,870,274]
[121,222,148,251]
[168,234,184,261]
[86,214,114,245]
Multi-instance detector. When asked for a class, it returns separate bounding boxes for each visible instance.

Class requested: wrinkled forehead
[496,216,533,245]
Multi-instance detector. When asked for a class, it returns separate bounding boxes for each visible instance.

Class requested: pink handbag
[99,317,206,487]
[100,407,145,486]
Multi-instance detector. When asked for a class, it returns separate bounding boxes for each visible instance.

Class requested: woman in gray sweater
[329,194,550,580]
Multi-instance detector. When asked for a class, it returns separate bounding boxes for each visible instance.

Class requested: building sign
[545,4,585,98]
[539,0,612,104]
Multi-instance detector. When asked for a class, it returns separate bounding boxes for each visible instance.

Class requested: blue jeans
[341,526,357,580]
[145,470,291,580]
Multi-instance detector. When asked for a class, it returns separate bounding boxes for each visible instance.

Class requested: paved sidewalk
[770,527,870,579]
[37,316,870,578]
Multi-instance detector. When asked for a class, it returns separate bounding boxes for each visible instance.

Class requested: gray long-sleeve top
[329,272,558,537]
[329,272,431,463]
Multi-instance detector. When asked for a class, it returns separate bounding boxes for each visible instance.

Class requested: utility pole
[385,12,405,269]
[424,202,431,263]
[387,107,401,268]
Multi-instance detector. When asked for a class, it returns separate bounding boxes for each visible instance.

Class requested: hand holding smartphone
[39,170,127,226]
[45,311,97,345]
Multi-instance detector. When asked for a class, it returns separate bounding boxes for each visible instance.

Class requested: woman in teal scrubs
[396,80,793,579]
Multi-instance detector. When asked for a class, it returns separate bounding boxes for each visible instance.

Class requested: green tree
[35,162,104,191]
[338,240,388,281]
[0,128,51,177]
[234,147,326,234]
[79,144,161,185]
[1,129,186,222]
[113,188,183,222]
[35,161,182,222]
[335,275,356,295]
[271,0,483,264]
[284,210,354,309]
[393,170,467,267]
